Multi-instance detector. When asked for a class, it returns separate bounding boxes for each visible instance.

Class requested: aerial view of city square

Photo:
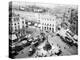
[9,1,78,59]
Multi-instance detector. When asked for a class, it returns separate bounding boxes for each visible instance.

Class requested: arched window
[50,24,51,26]
[42,26,43,30]
[50,28,51,30]
[42,23,44,25]
[47,24,49,26]
[52,28,54,32]
[45,27,46,30]
[15,23,16,26]
[22,21,24,24]
[47,27,48,30]
[18,25,20,29]
[45,23,46,25]
[15,26,17,31]
[18,22,19,24]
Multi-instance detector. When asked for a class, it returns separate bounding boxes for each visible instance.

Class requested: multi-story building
[37,13,56,32]
[19,11,56,32]
[10,5,60,35]
[9,13,26,33]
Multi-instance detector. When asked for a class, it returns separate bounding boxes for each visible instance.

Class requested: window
[50,24,51,26]
[45,27,46,30]
[18,22,19,24]
[18,25,20,29]
[25,22,28,24]
[22,21,24,24]
[15,23,16,25]
[42,26,43,30]
[15,26,17,31]
[50,28,51,30]
[45,23,46,25]
[58,28,60,30]
[22,25,24,28]
[14,18,16,21]
[47,24,49,26]
[52,28,54,32]
[47,27,48,30]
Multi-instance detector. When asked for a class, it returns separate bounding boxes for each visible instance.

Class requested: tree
[69,8,78,35]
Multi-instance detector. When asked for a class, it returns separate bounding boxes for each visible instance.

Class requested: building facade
[10,11,57,33]
[10,4,59,34]
[37,13,56,32]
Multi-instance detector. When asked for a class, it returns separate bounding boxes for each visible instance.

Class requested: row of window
[42,23,54,26]
[26,15,54,21]
[11,21,25,26]
[12,17,20,22]
[39,18,54,21]
[10,20,25,32]
[12,25,25,32]
[41,26,54,32]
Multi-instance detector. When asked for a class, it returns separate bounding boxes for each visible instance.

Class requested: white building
[10,14,26,33]
[11,10,57,33]
[37,13,56,32]
[22,12,56,32]
[11,3,59,33]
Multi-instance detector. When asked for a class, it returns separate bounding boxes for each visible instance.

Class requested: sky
[11,1,78,15]
[12,1,78,9]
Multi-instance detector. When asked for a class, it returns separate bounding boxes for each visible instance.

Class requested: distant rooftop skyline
[11,1,78,9]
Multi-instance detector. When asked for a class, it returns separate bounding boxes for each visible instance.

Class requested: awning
[9,34,17,40]
[73,35,78,40]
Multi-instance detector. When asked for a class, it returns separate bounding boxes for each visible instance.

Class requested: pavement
[14,28,78,58]
[48,34,78,55]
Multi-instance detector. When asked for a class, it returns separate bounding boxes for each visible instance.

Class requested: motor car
[19,6,25,11]
[65,37,73,43]
[33,41,40,47]
[36,48,47,57]
[12,39,18,43]
[43,43,52,51]
[55,49,62,56]
[65,37,74,46]
[10,50,18,59]
[28,48,36,56]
